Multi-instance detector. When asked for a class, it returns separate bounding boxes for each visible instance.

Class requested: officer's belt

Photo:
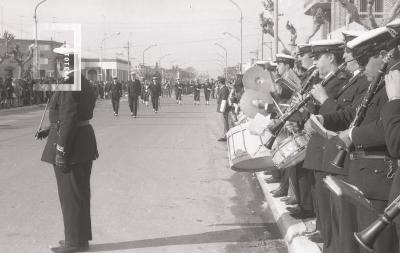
[350,151,389,161]
[50,120,90,128]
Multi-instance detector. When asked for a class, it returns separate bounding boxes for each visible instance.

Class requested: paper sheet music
[309,114,337,139]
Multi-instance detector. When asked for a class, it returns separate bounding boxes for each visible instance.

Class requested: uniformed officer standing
[36,47,98,253]
[315,25,400,253]
[217,77,230,142]
[149,76,161,113]
[175,78,183,104]
[193,79,201,105]
[204,79,212,105]
[382,58,400,253]
[304,32,369,253]
[110,77,122,116]
[300,40,351,242]
[127,73,141,117]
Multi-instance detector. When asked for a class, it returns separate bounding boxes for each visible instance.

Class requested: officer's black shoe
[270,186,288,197]
[217,137,227,142]
[51,243,89,253]
[284,197,297,206]
[264,176,280,184]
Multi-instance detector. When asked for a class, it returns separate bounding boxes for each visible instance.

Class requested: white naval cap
[274,53,295,65]
[310,39,345,57]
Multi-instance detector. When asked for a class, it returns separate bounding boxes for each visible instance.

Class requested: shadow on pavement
[88,226,281,252]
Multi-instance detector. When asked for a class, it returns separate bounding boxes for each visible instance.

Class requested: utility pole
[124,41,131,81]
[261,31,264,61]
[273,0,278,58]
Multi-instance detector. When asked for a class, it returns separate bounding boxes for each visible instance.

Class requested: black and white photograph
[2,0,400,253]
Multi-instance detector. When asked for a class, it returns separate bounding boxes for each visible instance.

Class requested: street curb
[0,104,46,114]
[255,172,322,253]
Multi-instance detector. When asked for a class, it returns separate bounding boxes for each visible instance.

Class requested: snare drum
[272,133,310,169]
[226,122,274,172]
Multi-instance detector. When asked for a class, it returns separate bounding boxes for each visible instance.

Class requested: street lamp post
[214,42,227,79]
[142,44,157,66]
[99,31,120,82]
[33,0,48,79]
[222,32,240,41]
[228,0,243,73]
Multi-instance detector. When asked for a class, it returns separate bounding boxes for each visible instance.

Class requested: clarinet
[265,61,347,149]
[330,49,396,169]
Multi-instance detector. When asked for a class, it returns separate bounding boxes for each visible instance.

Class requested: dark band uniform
[150,79,161,112]
[175,80,183,102]
[322,27,399,253]
[382,96,400,253]
[41,75,99,247]
[110,79,122,115]
[204,81,212,102]
[194,82,201,102]
[302,40,350,242]
[127,77,141,116]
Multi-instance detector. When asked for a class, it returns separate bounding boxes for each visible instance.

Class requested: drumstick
[271,96,283,116]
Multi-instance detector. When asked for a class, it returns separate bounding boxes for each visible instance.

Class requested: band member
[175,78,183,104]
[285,43,318,220]
[36,47,98,253]
[228,74,244,124]
[204,79,212,105]
[313,26,400,253]
[143,80,150,106]
[150,76,161,113]
[383,61,400,252]
[127,73,141,117]
[268,53,297,199]
[300,40,351,243]
[194,79,201,105]
[305,32,369,252]
[217,77,230,142]
[110,77,122,116]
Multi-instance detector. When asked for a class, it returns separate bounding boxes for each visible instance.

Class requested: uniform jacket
[149,82,161,97]
[303,70,350,171]
[382,99,400,221]
[204,82,212,93]
[41,76,99,165]
[194,83,201,94]
[127,79,141,98]
[323,86,392,200]
[110,81,122,99]
[320,71,369,175]
[175,82,183,92]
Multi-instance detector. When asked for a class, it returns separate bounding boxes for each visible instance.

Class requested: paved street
[0,95,287,253]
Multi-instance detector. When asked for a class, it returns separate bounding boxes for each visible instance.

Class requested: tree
[306,7,329,43]
[259,13,289,52]
[0,30,15,64]
[11,44,34,78]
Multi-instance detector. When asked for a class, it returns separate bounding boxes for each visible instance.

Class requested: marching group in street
[23,9,400,252]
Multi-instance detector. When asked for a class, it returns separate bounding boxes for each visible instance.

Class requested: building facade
[303,0,397,41]
[81,58,130,82]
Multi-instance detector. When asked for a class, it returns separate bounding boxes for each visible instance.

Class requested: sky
[0,0,313,77]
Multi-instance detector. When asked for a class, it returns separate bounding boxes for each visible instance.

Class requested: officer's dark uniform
[204,81,212,103]
[150,79,161,112]
[194,82,201,103]
[382,97,400,252]
[322,30,400,251]
[175,81,183,102]
[317,70,368,253]
[110,79,122,115]
[302,41,350,242]
[127,77,141,116]
[41,75,98,248]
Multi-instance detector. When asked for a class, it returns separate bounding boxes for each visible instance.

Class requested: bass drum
[271,132,310,169]
[226,122,274,172]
